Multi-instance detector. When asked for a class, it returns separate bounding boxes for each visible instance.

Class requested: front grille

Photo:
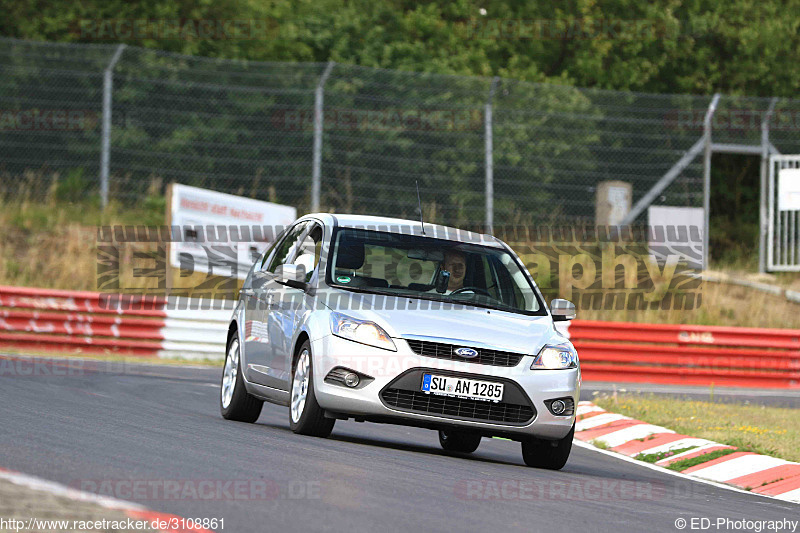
[381,388,535,425]
[405,339,524,367]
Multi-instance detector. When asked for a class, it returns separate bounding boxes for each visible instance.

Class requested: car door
[249,221,310,389]
[267,222,324,390]
[242,222,307,386]
[240,230,285,383]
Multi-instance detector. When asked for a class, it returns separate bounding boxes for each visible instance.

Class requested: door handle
[241,288,254,296]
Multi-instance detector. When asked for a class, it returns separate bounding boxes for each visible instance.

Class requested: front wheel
[438,430,481,453]
[220,333,263,422]
[521,424,574,470]
[289,341,335,438]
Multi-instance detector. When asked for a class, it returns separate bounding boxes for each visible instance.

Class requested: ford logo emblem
[454,347,479,359]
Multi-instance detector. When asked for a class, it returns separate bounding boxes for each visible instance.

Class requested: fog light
[343,372,360,388]
[551,399,566,415]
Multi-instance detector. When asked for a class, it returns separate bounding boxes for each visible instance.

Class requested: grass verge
[665,449,738,472]
[594,393,800,463]
[635,446,698,464]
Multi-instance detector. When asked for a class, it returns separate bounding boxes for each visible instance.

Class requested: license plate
[421,374,504,402]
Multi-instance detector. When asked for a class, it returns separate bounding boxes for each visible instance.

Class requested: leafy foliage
[1,0,796,253]
[2,0,798,97]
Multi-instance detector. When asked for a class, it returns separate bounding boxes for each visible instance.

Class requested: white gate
[768,155,800,271]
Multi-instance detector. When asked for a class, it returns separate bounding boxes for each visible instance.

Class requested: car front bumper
[311,334,580,440]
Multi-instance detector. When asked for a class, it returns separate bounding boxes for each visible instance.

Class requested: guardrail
[1,285,798,388]
[0,286,229,360]
[563,320,800,389]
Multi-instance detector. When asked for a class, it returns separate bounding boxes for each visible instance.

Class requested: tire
[220,332,263,423]
[521,423,574,470]
[438,430,481,453]
[289,341,335,438]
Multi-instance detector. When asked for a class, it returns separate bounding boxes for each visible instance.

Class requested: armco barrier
[562,320,800,389]
[1,285,799,388]
[0,286,229,360]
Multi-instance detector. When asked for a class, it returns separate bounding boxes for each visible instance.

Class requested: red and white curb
[0,467,213,532]
[0,285,229,360]
[576,401,800,503]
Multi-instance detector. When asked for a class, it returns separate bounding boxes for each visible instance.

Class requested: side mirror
[550,299,576,322]
[275,264,307,290]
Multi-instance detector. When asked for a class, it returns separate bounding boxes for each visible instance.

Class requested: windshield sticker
[336,276,351,284]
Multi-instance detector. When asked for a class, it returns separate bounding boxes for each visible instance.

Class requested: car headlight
[330,312,397,351]
[531,342,578,370]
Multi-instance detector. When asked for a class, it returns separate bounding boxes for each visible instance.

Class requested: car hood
[322,289,559,355]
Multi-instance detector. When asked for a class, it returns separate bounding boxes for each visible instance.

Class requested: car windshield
[327,228,545,315]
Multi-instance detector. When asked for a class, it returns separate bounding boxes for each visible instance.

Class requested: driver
[442,250,467,292]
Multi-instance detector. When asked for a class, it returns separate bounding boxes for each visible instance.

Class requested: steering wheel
[450,286,493,297]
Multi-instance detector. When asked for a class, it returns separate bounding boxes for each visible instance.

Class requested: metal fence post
[702,93,720,270]
[312,61,335,213]
[485,77,499,234]
[759,98,779,273]
[100,44,125,210]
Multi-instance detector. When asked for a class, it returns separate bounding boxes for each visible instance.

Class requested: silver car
[220,214,580,469]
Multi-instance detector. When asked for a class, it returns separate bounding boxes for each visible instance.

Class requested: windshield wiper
[328,283,536,314]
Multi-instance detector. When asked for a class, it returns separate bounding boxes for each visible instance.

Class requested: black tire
[438,430,481,453]
[220,332,263,423]
[521,423,574,470]
[289,341,335,438]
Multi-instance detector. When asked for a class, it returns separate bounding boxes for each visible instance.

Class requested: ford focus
[220,214,580,469]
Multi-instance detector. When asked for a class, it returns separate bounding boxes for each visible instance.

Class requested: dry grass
[2,199,800,326]
[577,281,800,329]
[508,238,800,328]
[0,197,161,291]
[595,394,800,462]
[0,199,239,298]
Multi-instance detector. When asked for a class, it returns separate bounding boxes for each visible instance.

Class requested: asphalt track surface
[1,355,797,533]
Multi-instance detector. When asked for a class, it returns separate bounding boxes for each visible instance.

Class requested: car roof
[301,213,504,248]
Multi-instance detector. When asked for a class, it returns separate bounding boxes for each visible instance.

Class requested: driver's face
[444,252,466,289]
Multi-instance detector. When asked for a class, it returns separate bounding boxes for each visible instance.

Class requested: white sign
[607,186,631,226]
[648,206,704,270]
[169,184,297,279]
[778,168,800,211]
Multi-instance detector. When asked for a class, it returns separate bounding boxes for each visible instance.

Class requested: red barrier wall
[569,320,800,388]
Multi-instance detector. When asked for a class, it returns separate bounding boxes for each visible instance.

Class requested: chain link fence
[2,37,799,229]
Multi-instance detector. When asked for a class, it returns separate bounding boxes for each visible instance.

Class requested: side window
[265,222,309,273]
[292,224,323,282]
[257,227,288,271]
